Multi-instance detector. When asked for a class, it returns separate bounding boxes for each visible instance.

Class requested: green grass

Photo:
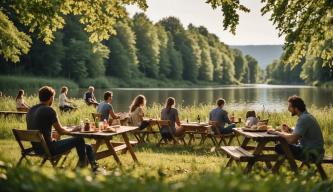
[0,96,333,191]
[0,75,79,91]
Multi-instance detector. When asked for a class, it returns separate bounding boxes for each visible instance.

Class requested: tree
[132,13,160,78]
[198,35,214,81]
[156,24,171,78]
[245,55,259,84]
[233,49,247,82]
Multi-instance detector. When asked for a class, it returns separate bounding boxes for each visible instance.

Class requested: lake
[5,84,333,112]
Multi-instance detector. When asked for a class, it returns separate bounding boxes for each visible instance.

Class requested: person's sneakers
[91,161,99,172]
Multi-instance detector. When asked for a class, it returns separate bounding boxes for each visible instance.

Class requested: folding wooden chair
[156,120,186,146]
[12,129,69,167]
[207,121,239,146]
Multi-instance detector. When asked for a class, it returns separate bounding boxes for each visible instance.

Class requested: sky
[126,0,285,45]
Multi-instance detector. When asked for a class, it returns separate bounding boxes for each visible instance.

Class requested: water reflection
[3,85,333,112]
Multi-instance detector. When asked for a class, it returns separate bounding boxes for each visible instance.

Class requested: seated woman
[16,89,30,112]
[245,110,259,127]
[160,97,184,140]
[128,95,149,130]
[59,86,76,112]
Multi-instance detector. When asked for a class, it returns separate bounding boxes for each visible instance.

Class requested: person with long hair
[160,97,184,139]
[59,86,76,112]
[129,95,149,129]
[16,89,30,112]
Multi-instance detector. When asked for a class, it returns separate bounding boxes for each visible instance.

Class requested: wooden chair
[156,120,186,146]
[12,129,69,167]
[207,121,239,147]
[91,113,102,122]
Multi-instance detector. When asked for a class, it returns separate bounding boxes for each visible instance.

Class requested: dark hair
[130,95,146,113]
[104,91,113,101]
[61,86,68,94]
[165,97,175,113]
[16,89,24,100]
[216,98,225,106]
[288,95,306,112]
[39,86,55,102]
[246,110,256,118]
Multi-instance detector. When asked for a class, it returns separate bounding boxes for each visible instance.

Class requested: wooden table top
[234,128,280,140]
[69,126,139,139]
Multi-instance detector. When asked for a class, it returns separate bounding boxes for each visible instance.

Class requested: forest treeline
[0,13,263,87]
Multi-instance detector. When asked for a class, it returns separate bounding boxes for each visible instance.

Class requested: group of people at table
[14,85,325,173]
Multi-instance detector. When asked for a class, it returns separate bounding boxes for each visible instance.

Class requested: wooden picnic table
[181,122,211,145]
[133,118,160,143]
[0,111,27,118]
[69,126,139,165]
[222,128,298,174]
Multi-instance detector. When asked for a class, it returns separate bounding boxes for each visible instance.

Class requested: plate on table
[241,128,267,132]
[79,130,97,133]
[102,129,116,133]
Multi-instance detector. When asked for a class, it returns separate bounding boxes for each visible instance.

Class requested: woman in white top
[59,86,76,112]
[129,95,149,129]
[245,110,259,127]
[16,89,30,112]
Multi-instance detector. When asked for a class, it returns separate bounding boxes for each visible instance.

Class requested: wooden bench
[207,121,239,146]
[0,111,27,118]
[298,156,333,180]
[220,146,254,165]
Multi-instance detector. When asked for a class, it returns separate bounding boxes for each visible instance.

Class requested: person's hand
[69,126,81,132]
[281,124,292,133]
[51,131,60,141]
[267,129,279,135]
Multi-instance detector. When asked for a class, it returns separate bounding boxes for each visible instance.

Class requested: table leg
[279,139,298,174]
[122,132,139,163]
[105,139,122,165]
[241,137,251,148]
[272,157,286,173]
[244,140,268,174]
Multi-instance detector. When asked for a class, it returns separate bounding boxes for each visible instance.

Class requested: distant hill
[230,45,283,69]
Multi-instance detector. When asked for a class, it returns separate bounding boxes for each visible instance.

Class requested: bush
[78,77,110,88]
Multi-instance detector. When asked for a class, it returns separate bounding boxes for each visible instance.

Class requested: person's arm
[53,121,70,135]
[138,107,144,122]
[276,131,300,144]
[223,111,231,124]
[175,109,181,127]
[109,105,120,119]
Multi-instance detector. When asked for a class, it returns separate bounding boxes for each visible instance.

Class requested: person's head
[216,98,225,108]
[130,95,146,112]
[61,86,68,94]
[88,86,94,93]
[16,89,24,100]
[288,95,306,116]
[246,110,256,118]
[104,91,113,103]
[39,86,56,106]
[165,97,175,109]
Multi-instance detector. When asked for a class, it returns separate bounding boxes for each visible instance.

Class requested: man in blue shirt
[97,91,120,122]
[209,98,236,134]
[268,96,325,162]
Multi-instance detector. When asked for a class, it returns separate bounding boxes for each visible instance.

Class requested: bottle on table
[103,119,108,130]
[197,115,200,124]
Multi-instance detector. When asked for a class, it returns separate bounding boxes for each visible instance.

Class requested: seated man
[268,95,325,162]
[209,98,236,134]
[83,86,99,107]
[96,91,120,123]
[27,86,99,171]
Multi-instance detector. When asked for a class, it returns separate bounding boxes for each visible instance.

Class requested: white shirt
[245,117,259,127]
[59,93,70,107]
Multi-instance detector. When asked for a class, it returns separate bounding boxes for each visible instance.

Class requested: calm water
[5,84,333,112]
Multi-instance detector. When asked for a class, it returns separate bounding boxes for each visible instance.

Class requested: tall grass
[0,75,78,91]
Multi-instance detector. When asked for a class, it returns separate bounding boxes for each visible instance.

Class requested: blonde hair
[61,86,68,94]
[129,95,146,113]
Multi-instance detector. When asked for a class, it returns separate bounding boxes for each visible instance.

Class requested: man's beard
[291,112,296,116]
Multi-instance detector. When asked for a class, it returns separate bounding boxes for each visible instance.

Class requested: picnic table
[221,128,298,174]
[0,111,27,118]
[181,122,211,145]
[69,126,139,165]
[133,118,160,143]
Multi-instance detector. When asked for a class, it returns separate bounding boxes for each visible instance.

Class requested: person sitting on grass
[27,86,99,172]
[268,95,325,163]
[96,91,120,124]
[128,95,149,130]
[59,86,77,112]
[245,110,259,127]
[209,98,236,134]
[160,97,184,140]
[84,86,99,107]
[16,89,30,112]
